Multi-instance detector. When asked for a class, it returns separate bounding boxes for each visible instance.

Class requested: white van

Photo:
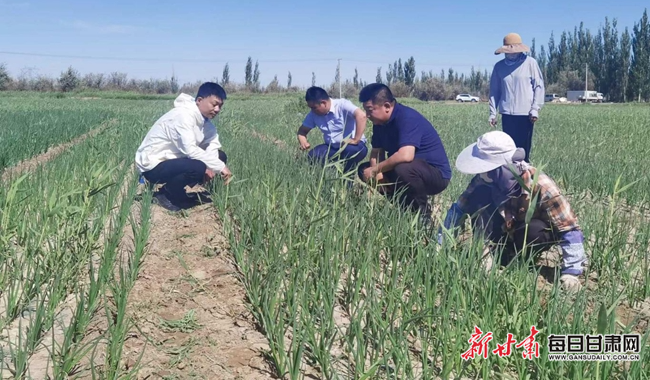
[544,93,559,102]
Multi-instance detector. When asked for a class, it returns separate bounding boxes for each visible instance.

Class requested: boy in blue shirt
[358,83,451,224]
[297,87,368,173]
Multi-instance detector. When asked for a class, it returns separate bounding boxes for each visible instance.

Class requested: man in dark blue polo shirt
[357,83,451,224]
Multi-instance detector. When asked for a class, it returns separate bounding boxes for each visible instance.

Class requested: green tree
[0,63,10,90]
[531,38,537,58]
[222,63,230,85]
[170,72,179,93]
[253,61,260,90]
[630,9,650,101]
[620,28,632,101]
[558,31,569,72]
[58,66,79,92]
[267,74,281,93]
[538,45,548,80]
[397,58,404,82]
[600,18,620,99]
[546,32,557,83]
[245,57,253,86]
[404,56,416,86]
[386,64,393,85]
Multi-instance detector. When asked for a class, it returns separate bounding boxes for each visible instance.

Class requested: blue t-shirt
[371,102,452,179]
[302,98,367,145]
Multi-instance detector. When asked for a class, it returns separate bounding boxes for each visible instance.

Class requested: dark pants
[142,150,227,205]
[468,185,558,260]
[358,159,449,216]
[502,114,534,162]
[308,142,368,173]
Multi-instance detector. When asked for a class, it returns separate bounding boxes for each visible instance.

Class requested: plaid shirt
[458,167,579,233]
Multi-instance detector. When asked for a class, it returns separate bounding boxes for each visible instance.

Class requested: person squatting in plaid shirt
[438,131,587,293]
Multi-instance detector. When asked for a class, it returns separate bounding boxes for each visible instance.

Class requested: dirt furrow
[114,203,275,379]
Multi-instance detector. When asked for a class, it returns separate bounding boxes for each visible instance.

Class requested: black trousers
[358,159,449,216]
[502,114,534,162]
[142,150,227,205]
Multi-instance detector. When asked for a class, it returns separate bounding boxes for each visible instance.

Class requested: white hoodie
[135,93,225,173]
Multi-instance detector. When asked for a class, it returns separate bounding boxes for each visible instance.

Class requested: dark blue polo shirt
[371,102,452,179]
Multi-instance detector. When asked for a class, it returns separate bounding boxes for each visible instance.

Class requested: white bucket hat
[456,131,517,174]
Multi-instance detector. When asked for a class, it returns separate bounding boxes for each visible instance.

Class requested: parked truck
[566,91,604,103]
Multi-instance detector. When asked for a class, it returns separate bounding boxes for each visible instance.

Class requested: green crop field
[0,92,647,379]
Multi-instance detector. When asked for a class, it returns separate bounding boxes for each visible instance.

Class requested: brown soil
[116,203,275,379]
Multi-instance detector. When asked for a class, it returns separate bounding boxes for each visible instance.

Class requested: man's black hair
[305,86,330,102]
[359,83,395,104]
[196,82,227,100]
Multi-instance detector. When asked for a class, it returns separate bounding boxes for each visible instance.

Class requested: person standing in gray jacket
[489,33,545,163]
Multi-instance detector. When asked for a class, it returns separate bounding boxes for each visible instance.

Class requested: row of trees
[533,9,650,101]
[0,64,183,94]
[0,57,297,95]
[0,9,648,101]
[0,58,540,101]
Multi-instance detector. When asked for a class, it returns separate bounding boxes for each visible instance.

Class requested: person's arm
[542,184,586,275]
[169,115,225,173]
[369,148,385,167]
[537,175,586,292]
[438,177,482,244]
[368,128,385,167]
[297,111,314,150]
[489,66,501,126]
[556,228,585,293]
[201,121,222,154]
[361,148,385,182]
[201,124,232,182]
[529,59,545,120]
[558,229,586,275]
[374,145,415,173]
[337,100,367,145]
[350,108,367,144]
[204,135,221,154]
[297,126,311,150]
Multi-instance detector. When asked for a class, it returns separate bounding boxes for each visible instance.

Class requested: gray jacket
[489,55,545,119]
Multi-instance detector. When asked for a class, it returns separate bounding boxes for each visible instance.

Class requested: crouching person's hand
[220,166,233,185]
[299,140,311,151]
[559,274,582,294]
[362,166,378,182]
[204,169,216,182]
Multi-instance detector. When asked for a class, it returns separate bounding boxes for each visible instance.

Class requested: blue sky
[0,0,647,87]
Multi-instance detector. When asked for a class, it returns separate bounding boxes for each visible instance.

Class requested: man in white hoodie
[135,82,232,211]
